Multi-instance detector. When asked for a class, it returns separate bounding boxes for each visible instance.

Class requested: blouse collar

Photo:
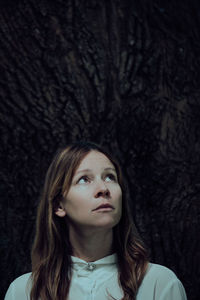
[71,253,118,279]
[71,253,117,265]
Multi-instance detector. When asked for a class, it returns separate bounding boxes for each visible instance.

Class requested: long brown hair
[30,141,149,300]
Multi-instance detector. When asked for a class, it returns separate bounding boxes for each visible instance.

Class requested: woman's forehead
[75,150,115,172]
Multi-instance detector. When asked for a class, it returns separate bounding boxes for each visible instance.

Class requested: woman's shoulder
[145,262,185,287]
[11,272,32,284]
[9,272,32,290]
[137,263,187,300]
[147,262,178,280]
[4,273,32,300]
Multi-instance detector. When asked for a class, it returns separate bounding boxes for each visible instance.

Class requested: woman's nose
[94,181,110,198]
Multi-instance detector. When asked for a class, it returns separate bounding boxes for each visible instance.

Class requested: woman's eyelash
[77,175,92,184]
[105,173,116,181]
[76,173,117,184]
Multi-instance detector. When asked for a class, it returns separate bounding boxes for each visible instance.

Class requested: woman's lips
[93,203,114,211]
[95,207,114,212]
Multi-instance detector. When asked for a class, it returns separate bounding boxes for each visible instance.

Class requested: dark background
[0,0,200,299]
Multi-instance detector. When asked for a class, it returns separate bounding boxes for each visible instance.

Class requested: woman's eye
[77,176,90,184]
[105,174,116,182]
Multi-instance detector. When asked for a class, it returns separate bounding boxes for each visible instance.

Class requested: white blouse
[4,254,187,300]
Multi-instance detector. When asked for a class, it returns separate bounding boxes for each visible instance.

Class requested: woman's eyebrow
[104,167,116,172]
[75,167,116,175]
[75,168,92,175]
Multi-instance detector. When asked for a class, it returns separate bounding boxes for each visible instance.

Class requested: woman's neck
[69,226,114,262]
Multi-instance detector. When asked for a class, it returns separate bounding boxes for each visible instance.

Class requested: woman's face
[56,150,122,230]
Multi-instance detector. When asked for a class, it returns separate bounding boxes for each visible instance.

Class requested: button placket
[90,279,97,300]
[70,254,119,300]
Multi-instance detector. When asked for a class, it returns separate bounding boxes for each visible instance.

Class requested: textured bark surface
[0,1,200,299]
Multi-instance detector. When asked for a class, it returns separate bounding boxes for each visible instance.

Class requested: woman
[5,141,187,300]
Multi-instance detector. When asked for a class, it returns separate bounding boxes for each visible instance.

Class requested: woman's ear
[54,196,67,217]
[55,205,67,217]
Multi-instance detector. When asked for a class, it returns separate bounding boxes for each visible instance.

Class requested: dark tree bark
[0,1,200,299]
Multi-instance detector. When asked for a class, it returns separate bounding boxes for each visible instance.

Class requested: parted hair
[30,141,149,300]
